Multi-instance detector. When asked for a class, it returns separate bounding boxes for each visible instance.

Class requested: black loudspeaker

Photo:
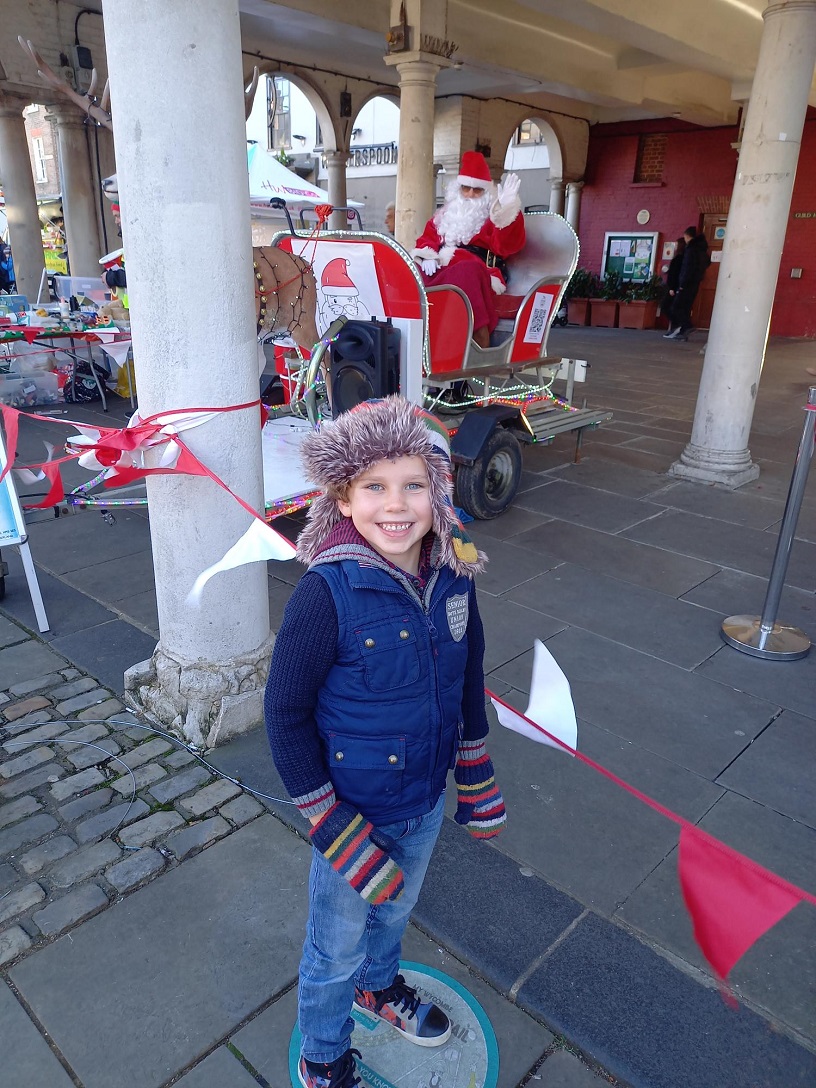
[329,318,401,418]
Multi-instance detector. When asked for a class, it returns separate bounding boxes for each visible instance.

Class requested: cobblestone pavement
[0,653,266,969]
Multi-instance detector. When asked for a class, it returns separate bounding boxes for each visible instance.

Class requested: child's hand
[454,740,507,839]
[309,801,405,904]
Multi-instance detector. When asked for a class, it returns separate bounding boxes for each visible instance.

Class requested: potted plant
[590,270,624,327]
[619,274,663,329]
[564,268,597,326]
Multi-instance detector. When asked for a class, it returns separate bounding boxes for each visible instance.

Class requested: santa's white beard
[434,188,493,247]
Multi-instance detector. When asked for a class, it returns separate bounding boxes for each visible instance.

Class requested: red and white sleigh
[260,210,611,521]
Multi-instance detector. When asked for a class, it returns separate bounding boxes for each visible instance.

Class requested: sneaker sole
[352,1000,453,1047]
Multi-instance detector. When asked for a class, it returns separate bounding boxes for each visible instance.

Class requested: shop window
[32,136,47,183]
[268,76,291,151]
[513,120,543,146]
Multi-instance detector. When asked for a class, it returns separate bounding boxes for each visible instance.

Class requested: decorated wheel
[455,425,522,520]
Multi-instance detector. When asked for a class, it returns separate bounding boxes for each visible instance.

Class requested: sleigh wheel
[455,426,522,520]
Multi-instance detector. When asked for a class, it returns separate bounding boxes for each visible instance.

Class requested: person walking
[265,396,505,1088]
[661,236,686,338]
[664,226,709,340]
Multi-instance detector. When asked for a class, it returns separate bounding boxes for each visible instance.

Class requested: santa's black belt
[459,244,508,280]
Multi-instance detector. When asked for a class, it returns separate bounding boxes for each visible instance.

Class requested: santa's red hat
[457,151,492,190]
[321,257,357,295]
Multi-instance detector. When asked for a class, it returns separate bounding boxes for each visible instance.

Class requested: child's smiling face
[337,455,433,576]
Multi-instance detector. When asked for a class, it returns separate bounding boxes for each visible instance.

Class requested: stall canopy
[247,143,361,215]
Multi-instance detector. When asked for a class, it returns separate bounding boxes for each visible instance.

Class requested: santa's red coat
[414,212,526,290]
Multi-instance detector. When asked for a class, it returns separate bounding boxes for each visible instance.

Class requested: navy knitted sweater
[265,532,489,822]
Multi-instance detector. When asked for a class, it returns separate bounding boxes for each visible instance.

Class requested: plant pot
[618,300,659,330]
[589,299,619,328]
[567,298,591,326]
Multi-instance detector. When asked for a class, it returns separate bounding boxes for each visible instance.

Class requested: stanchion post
[721,386,815,660]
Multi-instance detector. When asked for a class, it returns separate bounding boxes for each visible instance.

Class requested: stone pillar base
[669,442,760,489]
[125,634,275,749]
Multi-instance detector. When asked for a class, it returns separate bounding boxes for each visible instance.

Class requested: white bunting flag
[186,516,296,605]
[491,638,577,755]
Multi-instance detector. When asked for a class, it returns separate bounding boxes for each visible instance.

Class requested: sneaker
[354,974,452,1047]
[663,327,681,339]
[298,1048,361,1088]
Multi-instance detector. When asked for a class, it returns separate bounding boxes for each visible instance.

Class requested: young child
[265,396,506,1088]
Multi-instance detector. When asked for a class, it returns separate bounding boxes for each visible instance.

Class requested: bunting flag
[486,654,816,985]
[678,825,806,980]
[0,400,296,596]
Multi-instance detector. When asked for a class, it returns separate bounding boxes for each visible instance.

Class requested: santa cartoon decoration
[318,257,371,330]
[412,151,525,348]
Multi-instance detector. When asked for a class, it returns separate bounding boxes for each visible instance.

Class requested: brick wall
[579,116,816,337]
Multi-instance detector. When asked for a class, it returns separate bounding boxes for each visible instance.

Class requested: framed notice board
[600,231,659,282]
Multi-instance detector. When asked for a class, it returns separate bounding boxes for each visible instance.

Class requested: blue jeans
[298,793,445,1064]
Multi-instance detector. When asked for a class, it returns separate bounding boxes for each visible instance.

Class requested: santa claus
[412,151,525,348]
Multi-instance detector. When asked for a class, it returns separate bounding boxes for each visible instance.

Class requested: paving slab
[0,565,119,643]
[61,547,160,603]
[468,505,553,541]
[10,815,310,1088]
[415,817,584,994]
[537,1048,610,1087]
[515,479,662,533]
[512,518,720,597]
[481,711,722,913]
[0,613,32,649]
[505,564,724,669]
[654,480,785,529]
[679,566,816,640]
[115,589,160,636]
[623,509,816,592]
[490,627,779,779]
[696,642,816,720]
[716,709,816,829]
[48,619,157,694]
[544,458,672,500]
[231,923,554,1088]
[0,979,75,1088]
[173,1046,262,1088]
[0,640,68,691]
[26,508,152,575]
[516,912,816,1088]
[476,591,568,674]
[472,537,564,595]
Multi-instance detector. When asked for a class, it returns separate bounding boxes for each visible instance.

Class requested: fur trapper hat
[297,396,486,577]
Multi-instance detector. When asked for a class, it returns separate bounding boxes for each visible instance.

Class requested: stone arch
[500,110,564,180]
[246,62,340,152]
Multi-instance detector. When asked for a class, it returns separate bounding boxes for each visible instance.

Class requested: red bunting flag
[678,825,806,980]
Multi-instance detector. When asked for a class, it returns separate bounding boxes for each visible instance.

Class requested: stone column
[45,104,103,276]
[324,149,350,230]
[565,180,584,232]
[0,95,46,299]
[671,0,816,487]
[105,0,272,747]
[548,178,565,216]
[385,53,447,248]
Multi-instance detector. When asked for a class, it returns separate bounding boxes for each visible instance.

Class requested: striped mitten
[309,801,405,905]
[454,740,507,839]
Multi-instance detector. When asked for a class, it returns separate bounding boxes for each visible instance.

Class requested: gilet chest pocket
[355,621,420,691]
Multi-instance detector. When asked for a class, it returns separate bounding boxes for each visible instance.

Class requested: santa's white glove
[418,257,439,277]
[490,173,522,229]
[496,173,521,208]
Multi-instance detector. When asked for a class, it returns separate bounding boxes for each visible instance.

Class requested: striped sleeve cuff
[457,739,487,763]
[292,783,337,820]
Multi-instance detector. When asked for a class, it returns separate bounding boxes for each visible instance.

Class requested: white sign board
[0,434,28,545]
[0,430,49,632]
